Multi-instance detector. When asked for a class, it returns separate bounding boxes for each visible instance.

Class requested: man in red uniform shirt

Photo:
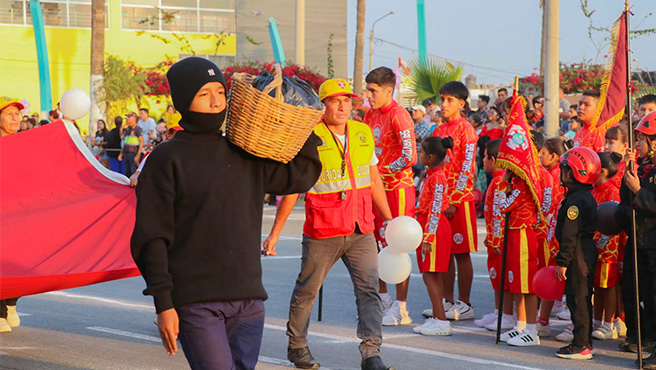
[363,67,417,326]
[573,90,605,152]
[432,81,478,321]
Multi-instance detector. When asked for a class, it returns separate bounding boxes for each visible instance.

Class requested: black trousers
[0,298,19,319]
[565,246,596,348]
[622,247,656,342]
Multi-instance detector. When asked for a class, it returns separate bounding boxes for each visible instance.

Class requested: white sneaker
[382,301,412,326]
[485,315,516,331]
[416,318,452,336]
[6,305,19,328]
[445,300,475,320]
[474,312,498,328]
[507,331,540,346]
[380,295,394,316]
[424,300,454,318]
[500,327,522,342]
[555,324,574,342]
[537,322,551,337]
[0,318,11,333]
[592,324,618,340]
[614,317,627,337]
[550,303,566,317]
[556,307,571,320]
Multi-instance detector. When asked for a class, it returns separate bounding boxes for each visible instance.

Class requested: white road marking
[86,326,160,342]
[44,291,152,311]
[262,256,303,260]
[261,235,303,241]
[263,324,545,370]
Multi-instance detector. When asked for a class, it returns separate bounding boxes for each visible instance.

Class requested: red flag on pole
[496,95,544,219]
[592,12,628,131]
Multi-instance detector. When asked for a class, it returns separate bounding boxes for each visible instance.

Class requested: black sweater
[131,131,321,313]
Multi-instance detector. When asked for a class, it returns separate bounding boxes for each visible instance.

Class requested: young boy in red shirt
[432,81,478,320]
[364,67,417,326]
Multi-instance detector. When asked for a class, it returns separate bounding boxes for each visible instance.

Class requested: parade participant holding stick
[263,78,395,370]
[573,90,605,152]
[0,96,24,333]
[363,67,417,326]
[131,57,322,370]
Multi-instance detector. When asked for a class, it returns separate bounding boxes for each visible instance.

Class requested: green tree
[103,55,146,122]
[408,56,463,104]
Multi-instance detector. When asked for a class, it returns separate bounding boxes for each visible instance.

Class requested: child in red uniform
[603,124,629,190]
[498,170,541,347]
[538,139,570,332]
[474,139,516,332]
[413,137,454,336]
[590,152,624,340]
[364,67,418,326]
[573,90,606,152]
[432,81,478,321]
[602,124,629,337]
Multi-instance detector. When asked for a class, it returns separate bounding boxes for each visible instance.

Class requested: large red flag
[0,121,139,299]
[496,96,543,219]
[592,11,628,131]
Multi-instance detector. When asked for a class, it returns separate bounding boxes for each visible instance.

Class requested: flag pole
[624,1,642,368]
[496,76,520,344]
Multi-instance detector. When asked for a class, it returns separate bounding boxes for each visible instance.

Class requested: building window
[0,0,108,28]
[121,0,235,34]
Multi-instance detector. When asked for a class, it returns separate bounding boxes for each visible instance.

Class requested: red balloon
[533,266,565,301]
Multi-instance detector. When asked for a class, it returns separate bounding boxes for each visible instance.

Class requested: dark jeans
[0,298,19,319]
[109,157,124,175]
[123,153,137,178]
[287,233,382,361]
[622,247,656,342]
[177,299,265,370]
[564,246,596,348]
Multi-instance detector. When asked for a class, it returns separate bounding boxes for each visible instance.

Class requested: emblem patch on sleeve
[567,205,579,220]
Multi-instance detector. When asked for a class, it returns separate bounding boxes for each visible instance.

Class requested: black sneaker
[619,337,636,352]
[287,346,320,369]
[626,340,656,354]
[361,356,396,370]
[555,344,593,360]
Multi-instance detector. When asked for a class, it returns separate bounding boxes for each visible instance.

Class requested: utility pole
[295,0,305,66]
[369,11,394,71]
[544,0,559,138]
[353,0,365,95]
[90,0,106,136]
[540,0,547,76]
[417,0,427,65]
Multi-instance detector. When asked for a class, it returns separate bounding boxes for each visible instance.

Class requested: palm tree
[90,0,106,134]
[408,56,463,103]
[353,0,365,95]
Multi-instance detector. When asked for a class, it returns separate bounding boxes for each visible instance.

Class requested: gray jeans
[287,232,383,360]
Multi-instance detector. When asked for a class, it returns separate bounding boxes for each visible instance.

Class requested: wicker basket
[225,64,325,163]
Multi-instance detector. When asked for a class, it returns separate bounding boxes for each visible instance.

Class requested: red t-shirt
[610,160,625,190]
[573,124,605,152]
[417,166,449,245]
[364,100,417,190]
[498,177,539,229]
[432,117,478,205]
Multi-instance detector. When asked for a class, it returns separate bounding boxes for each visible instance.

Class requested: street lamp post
[369,11,394,72]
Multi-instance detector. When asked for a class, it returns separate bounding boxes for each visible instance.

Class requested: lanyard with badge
[324,120,348,200]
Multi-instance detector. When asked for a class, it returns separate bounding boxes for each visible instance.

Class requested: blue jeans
[177,299,265,370]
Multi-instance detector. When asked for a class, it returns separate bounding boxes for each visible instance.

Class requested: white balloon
[60,89,91,120]
[385,216,423,254]
[378,248,412,284]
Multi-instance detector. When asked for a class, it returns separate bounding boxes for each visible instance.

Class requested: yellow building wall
[0,0,236,131]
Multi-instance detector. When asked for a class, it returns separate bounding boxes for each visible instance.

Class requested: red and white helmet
[560,147,602,185]
[636,111,656,136]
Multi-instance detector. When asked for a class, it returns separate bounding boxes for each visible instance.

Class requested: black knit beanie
[167,57,226,112]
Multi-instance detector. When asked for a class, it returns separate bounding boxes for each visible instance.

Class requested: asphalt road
[0,204,639,370]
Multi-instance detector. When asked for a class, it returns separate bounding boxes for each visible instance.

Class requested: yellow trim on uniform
[398,187,406,216]
[464,201,476,252]
[519,229,529,293]
[599,262,609,289]
[542,239,550,267]
[429,241,437,272]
